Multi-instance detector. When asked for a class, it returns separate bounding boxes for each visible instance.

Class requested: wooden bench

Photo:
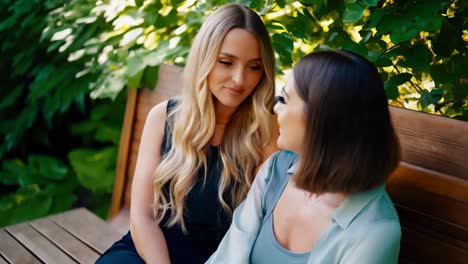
[108,64,468,263]
[0,208,123,263]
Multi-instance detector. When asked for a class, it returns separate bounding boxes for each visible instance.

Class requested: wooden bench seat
[0,208,123,263]
[108,64,468,264]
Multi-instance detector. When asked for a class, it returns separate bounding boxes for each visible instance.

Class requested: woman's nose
[232,67,245,87]
[273,102,279,114]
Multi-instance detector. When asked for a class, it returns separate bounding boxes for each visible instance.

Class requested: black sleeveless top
[159,99,233,264]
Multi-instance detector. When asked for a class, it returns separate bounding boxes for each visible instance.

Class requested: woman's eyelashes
[275,95,286,104]
[219,60,232,66]
[248,65,262,71]
[218,60,261,71]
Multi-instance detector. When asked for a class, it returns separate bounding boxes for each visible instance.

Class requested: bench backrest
[109,64,468,263]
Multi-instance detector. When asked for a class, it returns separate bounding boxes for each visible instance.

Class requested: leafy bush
[0,0,127,226]
[43,0,466,118]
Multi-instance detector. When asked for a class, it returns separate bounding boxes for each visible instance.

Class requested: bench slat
[0,256,7,264]
[0,229,41,264]
[388,164,468,228]
[50,208,122,254]
[400,227,468,264]
[390,106,468,180]
[5,223,75,264]
[389,164,468,200]
[395,204,468,250]
[30,218,100,263]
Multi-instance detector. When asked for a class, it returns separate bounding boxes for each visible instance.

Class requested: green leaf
[0,195,15,227]
[430,89,444,103]
[363,0,377,7]
[59,76,91,113]
[276,0,286,8]
[385,73,413,100]
[266,22,285,31]
[28,65,75,102]
[68,147,117,193]
[300,0,325,5]
[141,65,159,89]
[397,44,432,71]
[249,0,263,9]
[382,42,411,59]
[419,90,442,108]
[11,194,53,225]
[303,0,327,20]
[50,28,72,41]
[272,33,293,65]
[119,27,144,47]
[90,70,126,100]
[28,155,69,181]
[90,102,113,121]
[51,192,76,214]
[363,9,384,30]
[432,19,461,57]
[379,72,389,83]
[143,49,166,67]
[359,30,372,44]
[43,182,77,214]
[285,12,314,39]
[18,169,44,187]
[390,27,420,45]
[95,124,121,145]
[71,121,97,136]
[385,84,399,100]
[429,62,459,87]
[126,68,144,89]
[374,58,392,67]
[342,39,368,58]
[0,159,26,185]
[385,73,413,88]
[126,53,146,78]
[342,3,364,23]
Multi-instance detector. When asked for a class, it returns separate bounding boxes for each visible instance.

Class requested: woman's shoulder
[343,189,401,244]
[148,100,169,119]
[267,150,298,179]
[254,150,297,184]
[147,98,180,122]
[140,101,168,138]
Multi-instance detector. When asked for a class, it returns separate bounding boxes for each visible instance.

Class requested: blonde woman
[96,3,278,264]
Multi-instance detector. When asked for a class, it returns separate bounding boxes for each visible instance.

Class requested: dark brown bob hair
[293,50,400,194]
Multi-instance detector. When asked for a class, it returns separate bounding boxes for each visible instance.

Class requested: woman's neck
[213,99,237,124]
[318,192,348,209]
[294,158,348,209]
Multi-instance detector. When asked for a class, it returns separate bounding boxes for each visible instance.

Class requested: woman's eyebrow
[219,52,262,62]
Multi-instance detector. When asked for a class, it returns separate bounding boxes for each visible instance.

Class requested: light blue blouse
[207,151,401,264]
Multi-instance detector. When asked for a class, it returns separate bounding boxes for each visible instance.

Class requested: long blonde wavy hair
[153,3,276,232]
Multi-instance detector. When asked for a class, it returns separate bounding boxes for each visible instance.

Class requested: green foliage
[0,0,127,225]
[68,147,118,193]
[0,96,123,226]
[0,0,466,226]
[37,0,466,119]
[0,157,77,226]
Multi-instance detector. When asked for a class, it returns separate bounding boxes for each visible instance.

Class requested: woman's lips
[226,87,245,96]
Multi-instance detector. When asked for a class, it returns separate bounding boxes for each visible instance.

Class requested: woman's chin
[276,138,287,150]
[276,138,299,154]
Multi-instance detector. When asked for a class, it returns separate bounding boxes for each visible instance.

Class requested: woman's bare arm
[129,101,171,264]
